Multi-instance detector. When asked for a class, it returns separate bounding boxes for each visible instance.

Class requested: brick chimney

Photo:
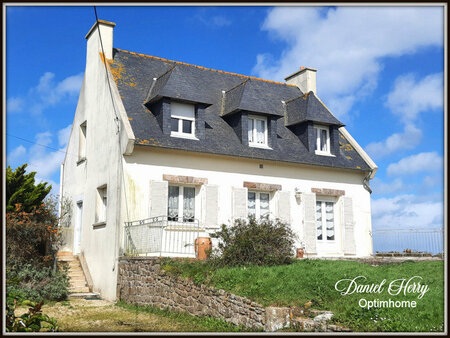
[284,67,317,95]
[85,20,116,60]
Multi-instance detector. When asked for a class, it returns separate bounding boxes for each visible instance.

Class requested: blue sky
[5,5,445,234]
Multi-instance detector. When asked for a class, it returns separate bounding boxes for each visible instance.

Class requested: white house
[60,20,377,301]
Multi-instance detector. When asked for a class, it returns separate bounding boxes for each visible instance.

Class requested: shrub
[6,264,70,302]
[6,201,62,269]
[210,216,297,267]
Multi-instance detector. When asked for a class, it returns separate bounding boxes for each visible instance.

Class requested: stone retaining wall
[117,257,265,329]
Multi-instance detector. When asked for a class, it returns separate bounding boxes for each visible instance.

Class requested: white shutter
[302,193,317,254]
[277,190,291,224]
[149,180,168,218]
[232,187,248,220]
[205,184,219,227]
[342,196,356,255]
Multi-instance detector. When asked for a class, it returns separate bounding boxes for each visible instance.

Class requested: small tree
[6,164,52,213]
[210,216,297,267]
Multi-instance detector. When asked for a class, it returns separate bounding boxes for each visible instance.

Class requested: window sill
[315,151,335,157]
[170,132,198,140]
[249,143,272,150]
[92,221,106,229]
[77,157,87,165]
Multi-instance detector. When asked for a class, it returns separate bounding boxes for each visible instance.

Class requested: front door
[73,201,83,255]
[315,197,341,255]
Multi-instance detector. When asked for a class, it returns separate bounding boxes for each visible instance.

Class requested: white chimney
[85,20,116,60]
[284,67,317,95]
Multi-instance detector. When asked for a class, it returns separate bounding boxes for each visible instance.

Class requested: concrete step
[68,266,83,273]
[68,292,100,299]
[69,276,87,283]
[69,287,90,293]
[57,255,77,261]
[56,251,73,256]
[69,279,87,286]
[68,269,84,278]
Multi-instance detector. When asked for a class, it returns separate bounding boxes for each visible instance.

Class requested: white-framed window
[315,200,335,241]
[248,115,268,148]
[96,186,107,223]
[170,101,196,139]
[168,185,196,222]
[314,125,330,155]
[248,191,270,218]
[78,121,87,161]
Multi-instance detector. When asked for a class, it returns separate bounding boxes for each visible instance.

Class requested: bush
[6,264,70,303]
[6,201,62,269]
[210,216,297,267]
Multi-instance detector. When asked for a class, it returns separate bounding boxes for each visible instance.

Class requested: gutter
[338,127,378,193]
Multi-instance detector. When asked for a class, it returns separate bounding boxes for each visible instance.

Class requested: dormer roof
[284,91,344,127]
[107,48,371,172]
[221,78,286,117]
[144,65,213,106]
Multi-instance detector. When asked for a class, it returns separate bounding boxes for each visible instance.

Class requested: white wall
[123,146,373,258]
[61,22,133,301]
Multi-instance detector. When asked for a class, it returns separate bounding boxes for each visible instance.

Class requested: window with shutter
[167,185,196,222]
[247,191,270,218]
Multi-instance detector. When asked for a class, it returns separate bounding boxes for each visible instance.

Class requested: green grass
[161,259,444,332]
[115,301,257,332]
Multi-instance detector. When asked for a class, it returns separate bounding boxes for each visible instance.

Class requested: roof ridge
[223,78,249,94]
[114,48,298,88]
[155,64,176,80]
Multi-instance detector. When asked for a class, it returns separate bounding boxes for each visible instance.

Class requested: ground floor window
[168,185,195,222]
[316,200,335,241]
[248,191,270,218]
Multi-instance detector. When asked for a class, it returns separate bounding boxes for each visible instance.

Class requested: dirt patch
[40,299,193,332]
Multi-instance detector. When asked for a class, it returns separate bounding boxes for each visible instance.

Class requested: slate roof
[284,92,344,127]
[145,65,213,106]
[221,78,285,117]
[108,48,370,171]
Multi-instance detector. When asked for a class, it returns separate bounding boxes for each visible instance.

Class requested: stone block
[292,317,315,332]
[264,306,291,332]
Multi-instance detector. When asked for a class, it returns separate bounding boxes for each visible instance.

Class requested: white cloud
[371,194,443,229]
[253,6,443,120]
[387,151,442,176]
[58,124,72,147]
[422,174,443,190]
[56,74,84,96]
[365,124,422,159]
[23,72,84,115]
[194,12,232,28]
[14,125,72,195]
[371,177,406,195]
[211,16,231,27]
[386,72,443,123]
[28,131,65,178]
[6,97,24,113]
[7,145,26,166]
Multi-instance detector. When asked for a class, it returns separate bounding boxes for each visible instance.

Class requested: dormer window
[170,101,196,139]
[314,125,330,155]
[248,115,268,148]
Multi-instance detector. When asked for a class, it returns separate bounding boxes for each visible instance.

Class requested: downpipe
[363,169,373,194]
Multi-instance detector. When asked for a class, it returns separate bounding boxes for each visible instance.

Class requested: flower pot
[195,237,212,260]
[297,248,305,259]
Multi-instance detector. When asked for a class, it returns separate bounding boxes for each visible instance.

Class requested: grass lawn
[161,258,445,332]
[36,298,248,332]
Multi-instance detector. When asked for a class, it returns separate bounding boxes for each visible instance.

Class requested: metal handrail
[124,215,202,257]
